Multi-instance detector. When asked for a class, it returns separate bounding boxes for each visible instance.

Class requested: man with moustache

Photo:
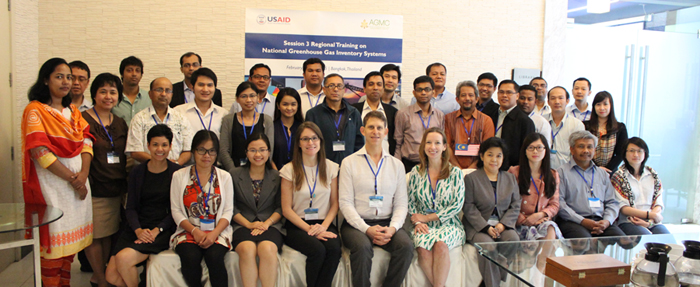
[358,64,408,111]
[299,58,326,115]
[353,71,398,155]
[170,52,223,108]
[529,77,551,116]
[410,63,459,114]
[491,80,535,169]
[230,63,276,117]
[112,56,152,127]
[516,84,552,145]
[68,61,93,111]
[174,68,225,138]
[444,80,494,169]
[546,86,585,169]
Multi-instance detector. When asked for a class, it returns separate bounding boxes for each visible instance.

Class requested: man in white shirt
[529,76,551,117]
[358,64,408,111]
[339,111,413,287]
[298,58,326,115]
[517,84,552,145]
[566,77,592,121]
[68,61,93,111]
[229,63,276,117]
[174,68,225,138]
[126,77,193,165]
[547,86,585,169]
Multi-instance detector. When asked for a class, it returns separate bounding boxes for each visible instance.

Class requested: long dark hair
[623,137,649,176]
[517,133,556,198]
[28,58,72,108]
[243,132,273,170]
[291,122,328,191]
[273,87,304,123]
[588,91,620,135]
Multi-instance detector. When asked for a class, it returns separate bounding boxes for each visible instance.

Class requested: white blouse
[280,159,339,220]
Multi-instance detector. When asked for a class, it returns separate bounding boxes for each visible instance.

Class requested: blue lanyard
[195,166,214,214]
[460,117,475,142]
[307,92,321,109]
[241,112,258,141]
[92,108,114,149]
[574,166,596,196]
[196,108,214,131]
[529,110,535,117]
[334,112,344,139]
[282,124,292,159]
[305,165,319,208]
[419,112,432,129]
[550,114,567,148]
[427,172,439,210]
[530,175,542,196]
[364,155,385,195]
[255,100,267,115]
[151,109,170,125]
[573,109,590,120]
[495,123,504,135]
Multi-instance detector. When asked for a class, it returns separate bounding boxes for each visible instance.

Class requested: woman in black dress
[271,87,303,169]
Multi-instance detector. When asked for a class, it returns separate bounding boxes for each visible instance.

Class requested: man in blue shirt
[410,63,459,114]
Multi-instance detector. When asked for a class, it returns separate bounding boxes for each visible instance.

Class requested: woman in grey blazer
[230,133,282,287]
[462,137,521,287]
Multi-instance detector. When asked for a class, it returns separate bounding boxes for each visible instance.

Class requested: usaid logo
[257,15,265,24]
[257,14,292,25]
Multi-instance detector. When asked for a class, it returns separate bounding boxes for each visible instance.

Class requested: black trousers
[175,243,229,287]
[401,158,419,173]
[284,220,341,287]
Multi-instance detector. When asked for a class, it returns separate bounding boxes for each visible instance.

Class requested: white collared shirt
[174,102,225,138]
[77,95,93,112]
[566,104,591,121]
[495,105,517,138]
[338,146,408,233]
[534,103,551,117]
[229,92,276,118]
[298,86,326,117]
[359,91,408,111]
[546,113,585,169]
[614,168,665,224]
[529,113,553,146]
[125,105,194,162]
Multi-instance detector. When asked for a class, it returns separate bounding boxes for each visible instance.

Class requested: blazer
[507,166,560,226]
[170,81,223,108]
[462,168,522,241]
[219,113,275,173]
[488,106,536,170]
[230,166,283,234]
[351,101,398,155]
[125,160,182,232]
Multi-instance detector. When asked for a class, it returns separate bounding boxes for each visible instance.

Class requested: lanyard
[427,172,439,210]
[151,109,170,125]
[307,92,321,109]
[574,166,596,197]
[495,123,504,135]
[195,166,214,214]
[573,109,590,120]
[364,155,385,195]
[530,175,542,196]
[334,111,344,139]
[529,110,535,117]
[419,112,432,129]
[460,117,475,142]
[196,108,214,131]
[283,124,292,160]
[241,112,258,141]
[550,114,567,148]
[255,100,268,115]
[93,108,114,149]
[305,165,319,208]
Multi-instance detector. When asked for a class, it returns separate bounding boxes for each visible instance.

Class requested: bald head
[149,77,174,109]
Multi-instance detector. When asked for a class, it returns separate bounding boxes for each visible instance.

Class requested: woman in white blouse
[280,122,341,287]
[611,137,669,235]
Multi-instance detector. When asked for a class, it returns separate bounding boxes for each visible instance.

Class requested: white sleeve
[338,158,370,233]
[170,170,188,227]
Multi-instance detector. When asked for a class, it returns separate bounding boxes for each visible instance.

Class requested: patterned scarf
[610,165,661,208]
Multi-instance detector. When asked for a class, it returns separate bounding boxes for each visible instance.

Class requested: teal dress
[408,165,466,250]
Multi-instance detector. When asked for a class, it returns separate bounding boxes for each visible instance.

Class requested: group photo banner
[245,8,403,103]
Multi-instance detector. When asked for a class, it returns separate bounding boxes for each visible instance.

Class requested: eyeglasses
[182,63,201,69]
[526,146,546,152]
[497,90,517,96]
[195,148,217,156]
[477,83,494,89]
[73,76,88,83]
[415,87,433,93]
[237,94,257,100]
[251,75,271,80]
[325,84,345,90]
[300,136,320,143]
[627,149,644,154]
[246,148,269,154]
[153,88,173,94]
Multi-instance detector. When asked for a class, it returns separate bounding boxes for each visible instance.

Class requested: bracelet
[414,221,422,226]
[646,211,650,219]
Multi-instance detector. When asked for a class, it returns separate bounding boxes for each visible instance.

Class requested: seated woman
[231,133,283,287]
[407,127,465,287]
[611,137,670,235]
[171,130,234,287]
[508,133,563,240]
[281,122,341,287]
[583,91,628,174]
[463,137,521,287]
[106,124,180,287]
[272,87,304,169]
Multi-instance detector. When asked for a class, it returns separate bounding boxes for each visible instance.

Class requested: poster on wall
[245,8,403,104]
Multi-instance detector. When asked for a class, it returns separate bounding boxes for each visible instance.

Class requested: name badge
[332,141,346,152]
[240,158,248,166]
[454,144,480,156]
[304,208,319,220]
[107,152,120,164]
[369,195,384,208]
[487,214,500,226]
[426,208,438,214]
[551,149,558,154]
[200,218,215,231]
[588,197,601,208]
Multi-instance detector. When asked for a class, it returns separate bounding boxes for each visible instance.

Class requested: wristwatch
[159,227,163,232]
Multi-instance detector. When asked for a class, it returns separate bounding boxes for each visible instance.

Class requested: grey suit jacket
[230,166,283,234]
[462,168,521,241]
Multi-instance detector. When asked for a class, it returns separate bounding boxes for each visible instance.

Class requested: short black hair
[303,58,325,72]
[179,52,201,66]
[190,67,217,87]
[548,86,570,100]
[90,73,124,106]
[119,56,143,77]
[413,75,434,90]
[324,73,344,85]
[477,72,498,87]
[380,64,401,82]
[236,81,261,98]
[498,79,519,91]
[28,58,72,107]
[573,77,591,90]
[68,60,90,79]
[363,71,383,88]
[518,84,537,95]
[147,124,173,144]
[191,130,220,161]
[476,137,509,169]
[249,63,271,77]
[425,62,446,75]
[529,76,547,86]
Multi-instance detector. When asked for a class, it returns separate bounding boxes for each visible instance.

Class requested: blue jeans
[618,222,670,235]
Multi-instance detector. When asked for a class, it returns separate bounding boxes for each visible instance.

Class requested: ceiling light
[588,0,611,14]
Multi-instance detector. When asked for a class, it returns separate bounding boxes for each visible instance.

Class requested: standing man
[305,73,364,164]
[475,72,501,123]
[395,76,445,172]
[358,64,408,111]
[298,58,326,115]
[492,80,535,170]
[170,52,223,108]
[567,77,593,121]
[125,77,193,165]
[517,84,552,145]
[529,77,550,116]
[339,111,413,287]
[410,63,459,114]
[230,63,276,117]
[445,80,494,169]
[112,56,152,127]
[352,71,398,155]
[174,68,225,138]
[68,61,92,111]
[547,86,585,169]
[556,130,624,238]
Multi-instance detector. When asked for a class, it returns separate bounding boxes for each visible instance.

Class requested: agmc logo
[361,19,390,30]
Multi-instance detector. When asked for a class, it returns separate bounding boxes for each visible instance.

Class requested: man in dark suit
[490,80,535,169]
[352,71,398,155]
[170,52,222,108]
[476,72,500,123]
